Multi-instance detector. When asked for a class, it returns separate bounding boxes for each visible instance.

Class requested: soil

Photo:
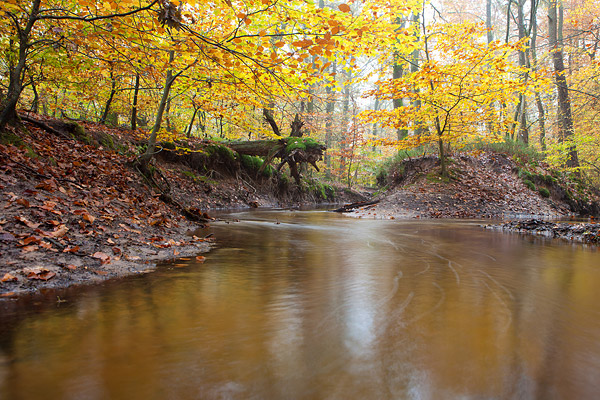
[0,115,362,297]
[345,152,591,220]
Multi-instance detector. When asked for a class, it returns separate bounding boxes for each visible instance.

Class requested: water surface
[1,210,600,399]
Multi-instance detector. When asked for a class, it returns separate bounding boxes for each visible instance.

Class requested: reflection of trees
[2,218,600,398]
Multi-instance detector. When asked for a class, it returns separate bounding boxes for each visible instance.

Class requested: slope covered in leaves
[0,119,216,296]
[350,152,598,219]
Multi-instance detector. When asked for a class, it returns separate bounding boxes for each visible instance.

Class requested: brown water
[1,210,600,399]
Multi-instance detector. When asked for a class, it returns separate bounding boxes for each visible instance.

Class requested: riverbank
[342,152,598,220]
[0,115,362,296]
[486,219,600,244]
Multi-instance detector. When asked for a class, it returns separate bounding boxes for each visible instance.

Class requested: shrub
[539,187,550,198]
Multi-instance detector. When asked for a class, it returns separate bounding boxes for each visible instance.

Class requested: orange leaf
[92,251,111,264]
[82,213,96,224]
[1,273,17,282]
[338,3,351,12]
[195,256,206,263]
[27,269,56,281]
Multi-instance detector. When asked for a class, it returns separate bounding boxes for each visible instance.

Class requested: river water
[1,210,600,399]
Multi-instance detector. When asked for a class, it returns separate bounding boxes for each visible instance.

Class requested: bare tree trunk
[30,77,39,114]
[548,0,579,168]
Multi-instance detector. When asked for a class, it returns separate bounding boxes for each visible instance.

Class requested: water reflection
[1,210,600,399]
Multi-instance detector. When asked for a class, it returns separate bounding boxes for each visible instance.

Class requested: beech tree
[360,22,538,176]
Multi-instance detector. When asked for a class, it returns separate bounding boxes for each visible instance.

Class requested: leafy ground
[348,152,599,220]
[0,115,358,296]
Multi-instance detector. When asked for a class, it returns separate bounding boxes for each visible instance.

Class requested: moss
[0,131,24,146]
[518,169,534,181]
[303,177,335,201]
[523,179,536,191]
[69,122,91,145]
[426,171,451,184]
[285,137,321,153]
[205,143,236,161]
[239,154,274,177]
[181,170,218,185]
[539,187,550,198]
[24,144,38,159]
[161,141,176,150]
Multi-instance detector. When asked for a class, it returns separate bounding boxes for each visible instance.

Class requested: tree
[361,22,533,176]
[548,0,579,168]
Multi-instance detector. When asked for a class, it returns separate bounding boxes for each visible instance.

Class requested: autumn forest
[1,0,599,182]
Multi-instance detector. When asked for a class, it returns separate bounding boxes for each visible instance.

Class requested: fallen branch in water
[331,199,380,213]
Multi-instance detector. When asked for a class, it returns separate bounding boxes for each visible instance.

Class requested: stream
[1,210,600,399]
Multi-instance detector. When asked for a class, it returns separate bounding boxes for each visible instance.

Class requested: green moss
[239,154,274,177]
[518,169,534,181]
[523,179,536,191]
[0,131,24,146]
[205,143,236,161]
[161,141,176,150]
[70,123,91,145]
[303,177,334,201]
[285,137,321,153]
[539,187,550,198]
[426,171,451,183]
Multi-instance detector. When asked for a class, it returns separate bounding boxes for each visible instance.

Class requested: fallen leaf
[64,264,78,271]
[15,216,40,229]
[27,269,56,281]
[93,270,108,276]
[112,247,121,255]
[92,251,111,264]
[16,198,30,208]
[1,273,17,282]
[82,212,95,223]
[22,236,41,245]
[50,225,69,238]
[21,245,39,253]
[195,256,206,263]
[63,245,80,253]
[0,292,16,297]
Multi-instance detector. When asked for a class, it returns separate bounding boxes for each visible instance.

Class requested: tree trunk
[30,77,39,114]
[411,12,423,137]
[0,0,41,132]
[548,0,579,168]
[486,0,493,44]
[100,69,117,125]
[530,0,547,151]
[131,73,140,131]
[324,62,336,176]
[393,18,408,140]
[139,51,175,170]
[187,107,198,138]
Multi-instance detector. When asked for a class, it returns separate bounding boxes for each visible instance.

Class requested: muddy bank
[486,219,600,244]
[341,153,592,220]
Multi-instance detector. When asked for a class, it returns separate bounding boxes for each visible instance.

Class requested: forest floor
[0,114,361,297]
